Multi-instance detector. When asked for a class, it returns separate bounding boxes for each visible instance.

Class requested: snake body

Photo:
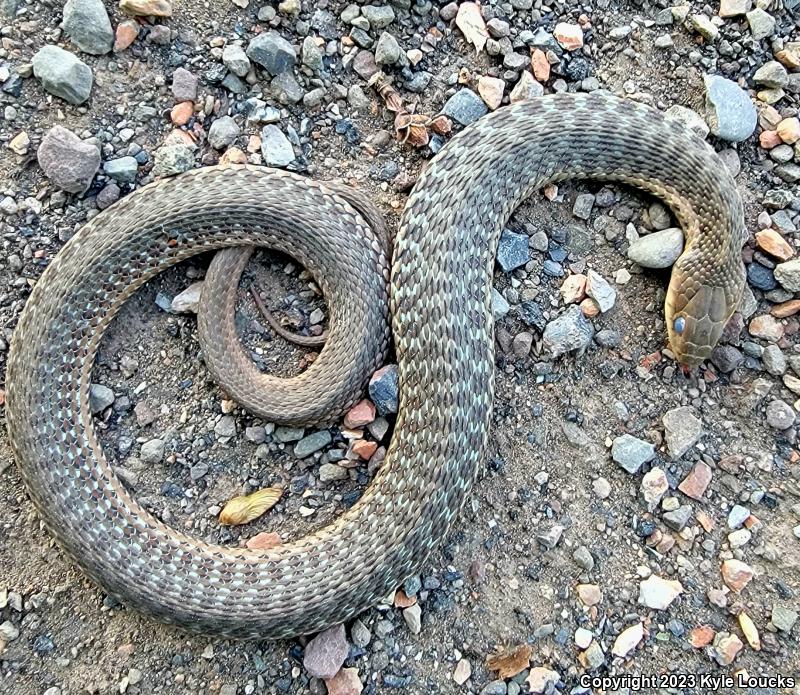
[5,94,745,638]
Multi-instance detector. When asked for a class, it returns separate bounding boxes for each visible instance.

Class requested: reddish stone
[554,22,583,50]
[171,101,194,126]
[678,461,712,500]
[690,625,715,648]
[530,48,550,82]
[394,590,417,608]
[351,439,378,460]
[755,229,794,261]
[325,668,363,695]
[721,559,754,592]
[759,129,782,149]
[245,531,282,550]
[114,20,140,52]
[344,399,376,428]
[771,299,800,318]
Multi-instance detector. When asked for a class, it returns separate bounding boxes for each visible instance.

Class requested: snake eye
[673,316,686,335]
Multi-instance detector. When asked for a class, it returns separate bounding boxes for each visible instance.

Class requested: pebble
[222,44,251,77]
[612,622,643,657]
[662,406,702,459]
[63,0,114,55]
[153,144,195,177]
[89,384,115,413]
[303,624,348,680]
[553,22,583,51]
[638,574,683,610]
[641,467,669,509]
[526,667,560,694]
[612,434,655,474]
[375,32,401,66]
[37,126,100,194]
[441,89,488,126]
[762,344,787,375]
[542,306,594,358]
[585,270,616,313]
[663,504,692,531]
[497,229,529,272]
[664,105,710,138]
[140,438,165,463]
[369,365,398,415]
[208,116,241,150]
[771,603,799,632]
[247,32,297,75]
[754,61,788,89]
[746,7,775,40]
[573,546,594,571]
[103,156,138,184]
[294,430,332,458]
[172,67,198,102]
[678,461,712,500]
[765,399,795,429]
[32,45,93,105]
[572,193,595,220]
[119,0,172,16]
[720,559,754,592]
[477,75,504,111]
[403,604,422,634]
[712,632,742,666]
[325,668,363,695]
[509,71,543,103]
[689,14,718,42]
[703,75,756,142]
[260,125,295,167]
[748,314,783,342]
[171,282,203,313]
[774,258,800,291]
[626,228,684,269]
[719,0,750,17]
[362,4,394,29]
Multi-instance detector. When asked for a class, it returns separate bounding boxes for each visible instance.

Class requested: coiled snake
[5,94,745,638]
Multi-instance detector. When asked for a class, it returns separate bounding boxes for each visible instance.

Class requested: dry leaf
[219,488,283,525]
[485,644,532,679]
[456,2,488,54]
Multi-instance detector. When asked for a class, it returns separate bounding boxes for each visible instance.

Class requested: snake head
[665,270,734,367]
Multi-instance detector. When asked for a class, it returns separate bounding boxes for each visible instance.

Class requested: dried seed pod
[394,112,430,147]
[369,71,404,113]
[219,487,283,526]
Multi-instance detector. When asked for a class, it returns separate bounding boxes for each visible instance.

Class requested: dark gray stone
[247,31,297,75]
[63,0,113,55]
[441,89,488,125]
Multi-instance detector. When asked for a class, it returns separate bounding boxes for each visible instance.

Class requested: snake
[5,93,745,639]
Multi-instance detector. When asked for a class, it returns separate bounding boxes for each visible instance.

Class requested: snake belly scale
[5,94,745,638]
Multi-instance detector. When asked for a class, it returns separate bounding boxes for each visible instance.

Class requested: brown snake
[5,93,745,639]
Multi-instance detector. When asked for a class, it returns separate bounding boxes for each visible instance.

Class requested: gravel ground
[1,0,800,694]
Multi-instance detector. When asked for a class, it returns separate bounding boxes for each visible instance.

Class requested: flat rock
[247,31,297,75]
[585,270,616,312]
[294,430,332,458]
[369,364,398,415]
[703,74,756,142]
[171,282,203,313]
[208,116,240,149]
[103,156,138,184]
[774,258,800,291]
[63,0,114,55]
[37,125,100,194]
[639,574,683,610]
[542,306,594,358]
[441,89,488,126]
[303,624,348,679]
[627,228,684,269]
[612,622,644,657]
[89,384,115,413]
[721,559,754,592]
[32,45,93,105]
[662,406,702,459]
[260,125,295,166]
[497,229,529,272]
[611,434,655,474]
[678,461,712,500]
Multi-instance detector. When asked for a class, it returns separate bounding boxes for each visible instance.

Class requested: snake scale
[6,94,745,638]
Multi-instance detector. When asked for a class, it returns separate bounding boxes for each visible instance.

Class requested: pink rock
[344,399,376,428]
[678,461,712,500]
[325,667,363,695]
[712,632,743,666]
[245,531,282,550]
[114,20,140,52]
[477,75,505,110]
[641,467,669,509]
[304,624,348,679]
[638,575,683,610]
[748,314,784,342]
[554,22,584,50]
[777,117,800,144]
[576,584,602,606]
[530,48,550,82]
[721,559,754,592]
[351,439,378,460]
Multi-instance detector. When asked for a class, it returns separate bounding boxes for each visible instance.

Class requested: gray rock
[37,126,100,194]
[403,604,422,634]
[765,399,795,430]
[0,0,17,18]
[369,364,398,415]
[580,641,605,670]
[542,306,594,358]
[171,282,203,313]
[89,384,115,413]
[351,619,371,647]
[746,8,775,40]
[664,104,710,138]
[762,345,787,375]
[573,193,595,220]
[586,270,616,313]
[480,680,507,695]
[63,0,114,55]
[753,61,788,88]
[492,288,510,318]
[509,70,543,102]
[103,156,138,184]
[727,504,750,529]
[774,259,800,292]
[171,67,197,102]
[303,624,348,679]
[627,227,684,269]
[222,44,251,77]
[612,434,655,474]
[208,116,240,149]
[710,345,743,373]
[247,31,297,75]
[441,89,488,125]
[301,36,323,71]
[362,4,395,29]
[274,426,304,443]
[260,125,295,166]
[140,438,165,463]
[703,75,756,142]
[573,545,594,571]
[375,31,401,65]
[497,229,530,272]
[32,45,93,105]
[689,14,718,41]
[771,604,798,632]
[271,71,304,105]
[663,504,693,531]
[0,621,19,642]
[294,430,332,458]
[214,416,236,438]
[662,406,702,459]
[319,463,348,483]
[152,144,194,177]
